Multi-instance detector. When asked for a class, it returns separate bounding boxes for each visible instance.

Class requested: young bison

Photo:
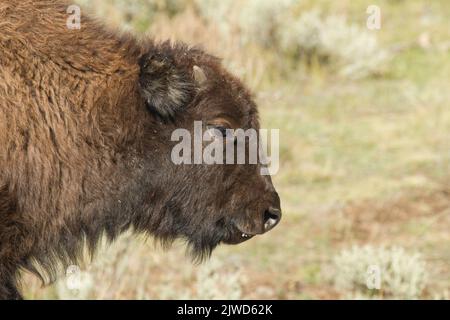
[0,0,281,299]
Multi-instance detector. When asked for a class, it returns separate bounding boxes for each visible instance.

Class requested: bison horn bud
[193,65,207,87]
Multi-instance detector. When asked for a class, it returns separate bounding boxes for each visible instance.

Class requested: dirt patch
[329,186,450,243]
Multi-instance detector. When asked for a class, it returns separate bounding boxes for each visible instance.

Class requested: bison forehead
[192,72,259,129]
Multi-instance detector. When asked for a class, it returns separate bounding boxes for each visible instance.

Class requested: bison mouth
[222,223,256,245]
[218,208,281,245]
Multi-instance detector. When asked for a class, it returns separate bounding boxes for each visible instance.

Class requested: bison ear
[138,53,195,118]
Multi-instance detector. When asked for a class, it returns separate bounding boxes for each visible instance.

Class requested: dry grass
[21,0,450,299]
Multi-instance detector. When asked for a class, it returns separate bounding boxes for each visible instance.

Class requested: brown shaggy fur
[0,0,281,299]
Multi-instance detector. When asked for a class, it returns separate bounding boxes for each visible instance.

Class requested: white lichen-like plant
[76,0,187,31]
[236,0,296,48]
[194,257,245,300]
[332,245,428,299]
[76,0,389,79]
[54,232,245,299]
[195,0,294,47]
[196,1,389,79]
[279,10,390,79]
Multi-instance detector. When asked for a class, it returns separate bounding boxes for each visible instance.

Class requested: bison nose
[263,207,281,232]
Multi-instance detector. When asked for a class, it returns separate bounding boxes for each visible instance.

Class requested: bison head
[126,42,281,260]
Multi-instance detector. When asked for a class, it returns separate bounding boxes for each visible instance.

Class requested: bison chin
[165,207,281,262]
[183,227,227,263]
[165,217,256,262]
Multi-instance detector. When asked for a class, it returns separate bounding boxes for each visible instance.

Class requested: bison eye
[215,126,227,137]
[207,125,234,141]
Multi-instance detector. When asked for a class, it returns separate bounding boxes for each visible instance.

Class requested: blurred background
[24,0,449,299]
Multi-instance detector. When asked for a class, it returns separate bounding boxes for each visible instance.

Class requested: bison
[0,0,281,299]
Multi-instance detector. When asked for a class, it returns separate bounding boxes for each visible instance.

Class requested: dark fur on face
[0,0,281,299]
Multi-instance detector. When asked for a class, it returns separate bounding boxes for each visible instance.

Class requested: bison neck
[0,0,171,282]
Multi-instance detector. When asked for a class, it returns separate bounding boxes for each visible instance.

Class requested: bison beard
[0,0,281,299]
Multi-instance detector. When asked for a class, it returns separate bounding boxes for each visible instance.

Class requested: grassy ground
[22,0,449,299]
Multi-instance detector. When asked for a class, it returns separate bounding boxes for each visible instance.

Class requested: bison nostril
[263,207,281,232]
